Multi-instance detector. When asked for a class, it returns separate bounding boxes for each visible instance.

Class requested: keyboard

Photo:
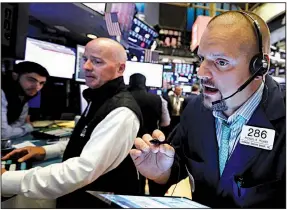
[1,159,32,201]
[1,159,31,171]
[32,128,73,139]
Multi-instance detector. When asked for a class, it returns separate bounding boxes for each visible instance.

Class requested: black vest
[57,77,144,208]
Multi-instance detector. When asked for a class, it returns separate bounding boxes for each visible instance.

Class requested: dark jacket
[164,75,286,208]
[182,93,199,112]
[128,74,162,135]
[57,77,144,208]
[162,89,173,117]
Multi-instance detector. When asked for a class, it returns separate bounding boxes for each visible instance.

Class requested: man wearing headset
[130,11,285,208]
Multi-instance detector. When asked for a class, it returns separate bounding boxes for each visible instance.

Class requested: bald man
[130,11,285,208]
[1,38,144,208]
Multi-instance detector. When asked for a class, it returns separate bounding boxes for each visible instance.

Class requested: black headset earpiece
[237,11,269,76]
[249,53,269,76]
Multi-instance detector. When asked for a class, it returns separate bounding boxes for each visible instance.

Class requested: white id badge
[239,125,275,150]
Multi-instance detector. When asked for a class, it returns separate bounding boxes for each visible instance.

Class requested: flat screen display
[97,194,209,208]
[75,45,85,82]
[126,47,144,62]
[124,61,163,87]
[23,38,76,79]
[163,63,174,72]
[182,85,192,93]
[174,63,194,76]
[163,72,176,85]
[128,17,158,49]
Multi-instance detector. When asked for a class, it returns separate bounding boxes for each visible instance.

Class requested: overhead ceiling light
[87,34,98,39]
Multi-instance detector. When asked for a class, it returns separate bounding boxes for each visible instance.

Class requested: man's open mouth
[203,85,219,94]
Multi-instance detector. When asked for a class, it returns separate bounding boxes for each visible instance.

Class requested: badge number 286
[240,125,275,150]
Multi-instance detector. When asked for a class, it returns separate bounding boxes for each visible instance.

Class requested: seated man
[1,38,143,208]
[1,61,49,139]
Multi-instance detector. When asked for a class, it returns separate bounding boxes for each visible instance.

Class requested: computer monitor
[75,45,85,82]
[128,17,158,49]
[163,63,174,72]
[123,61,163,88]
[175,63,193,76]
[22,37,76,79]
[182,85,192,93]
[79,84,89,114]
[126,47,145,62]
[163,72,176,85]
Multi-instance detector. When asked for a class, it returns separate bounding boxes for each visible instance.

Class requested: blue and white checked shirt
[213,82,264,158]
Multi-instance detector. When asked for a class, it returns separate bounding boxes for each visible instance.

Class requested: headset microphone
[211,67,262,111]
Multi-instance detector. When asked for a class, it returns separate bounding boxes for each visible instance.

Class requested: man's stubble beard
[201,93,228,112]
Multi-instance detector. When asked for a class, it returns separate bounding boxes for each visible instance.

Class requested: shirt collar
[213,82,264,124]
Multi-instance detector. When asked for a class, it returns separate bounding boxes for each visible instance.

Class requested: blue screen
[128,17,158,49]
[126,47,145,62]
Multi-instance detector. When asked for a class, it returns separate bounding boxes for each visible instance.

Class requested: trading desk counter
[1,127,72,208]
[8,134,63,167]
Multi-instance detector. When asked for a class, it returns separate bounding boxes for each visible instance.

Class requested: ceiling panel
[29,3,110,44]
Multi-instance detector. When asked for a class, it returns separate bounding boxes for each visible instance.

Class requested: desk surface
[1,134,63,205]
[1,128,71,207]
[32,120,75,129]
